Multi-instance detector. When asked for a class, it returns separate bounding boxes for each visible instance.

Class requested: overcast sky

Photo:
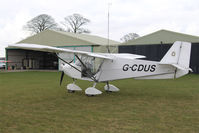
[0,0,199,57]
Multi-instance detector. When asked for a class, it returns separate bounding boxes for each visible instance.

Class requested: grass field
[0,71,199,133]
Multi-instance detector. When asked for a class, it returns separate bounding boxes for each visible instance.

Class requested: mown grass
[0,71,199,133]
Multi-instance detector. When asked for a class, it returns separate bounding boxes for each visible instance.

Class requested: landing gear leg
[105,82,111,92]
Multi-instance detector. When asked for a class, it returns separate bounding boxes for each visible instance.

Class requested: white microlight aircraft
[9,41,192,96]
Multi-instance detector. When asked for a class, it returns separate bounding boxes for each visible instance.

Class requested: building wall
[119,44,171,61]
[93,45,118,53]
[190,43,199,73]
[119,44,199,74]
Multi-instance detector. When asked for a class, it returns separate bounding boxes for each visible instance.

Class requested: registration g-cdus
[123,64,156,72]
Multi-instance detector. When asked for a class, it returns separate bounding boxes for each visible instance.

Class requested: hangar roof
[17,30,120,46]
[121,29,199,45]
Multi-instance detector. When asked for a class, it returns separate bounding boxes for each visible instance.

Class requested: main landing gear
[66,81,120,96]
[85,82,120,96]
[104,82,120,92]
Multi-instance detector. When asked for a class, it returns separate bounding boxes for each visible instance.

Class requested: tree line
[24,13,139,42]
[24,14,90,34]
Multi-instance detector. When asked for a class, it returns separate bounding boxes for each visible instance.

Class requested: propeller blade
[60,71,65,86]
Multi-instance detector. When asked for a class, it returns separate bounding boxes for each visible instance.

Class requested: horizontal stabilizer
[171,64,192,72]
[159,63,193,72]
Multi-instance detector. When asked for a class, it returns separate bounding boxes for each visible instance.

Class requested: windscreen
[75,55,104,74]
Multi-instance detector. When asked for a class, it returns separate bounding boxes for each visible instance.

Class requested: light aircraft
[9,41,192,96]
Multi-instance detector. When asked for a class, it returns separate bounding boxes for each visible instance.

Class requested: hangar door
[6,49,58,70]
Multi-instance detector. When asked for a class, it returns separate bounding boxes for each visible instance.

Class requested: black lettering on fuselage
[131,64,137,71]
[123,64,129,71]
[150,65,156,72]
[122,64,156,72]
[144,65,150,72]
[138,64,144,71]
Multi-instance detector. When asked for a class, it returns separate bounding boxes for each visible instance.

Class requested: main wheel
[86,94,94,97]
[68,90,75,93]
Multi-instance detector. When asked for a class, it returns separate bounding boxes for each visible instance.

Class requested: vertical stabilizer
[160,41,192,78]
[160,41,182,64]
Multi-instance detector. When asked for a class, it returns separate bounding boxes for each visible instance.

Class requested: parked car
[0,62,5,69]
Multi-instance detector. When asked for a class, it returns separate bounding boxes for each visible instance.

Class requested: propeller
[60,71,65,86]
[59,59,74,86]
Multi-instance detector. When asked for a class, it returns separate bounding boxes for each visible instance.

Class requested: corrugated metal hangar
[119,29,199,73]
[6,30,119,70]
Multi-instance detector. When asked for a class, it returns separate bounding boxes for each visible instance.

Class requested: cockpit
[75,55,104,78]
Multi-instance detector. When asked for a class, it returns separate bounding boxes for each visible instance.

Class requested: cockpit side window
[74,55,104,77]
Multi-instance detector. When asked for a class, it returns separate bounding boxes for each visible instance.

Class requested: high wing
[9,43,113,60]
[8,43,145,60]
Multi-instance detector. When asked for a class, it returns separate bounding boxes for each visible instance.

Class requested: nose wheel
[66,79,82,93]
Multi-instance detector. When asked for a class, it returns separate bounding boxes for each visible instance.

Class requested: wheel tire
[68,90,75,93]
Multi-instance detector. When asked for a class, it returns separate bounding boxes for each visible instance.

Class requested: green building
[6,30,119,70]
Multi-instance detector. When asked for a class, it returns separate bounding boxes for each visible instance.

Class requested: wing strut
[56,53,81,73]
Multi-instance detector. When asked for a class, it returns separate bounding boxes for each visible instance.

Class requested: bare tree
[120,33,140,42]
[61,13,91,34]
[24,14,59,34]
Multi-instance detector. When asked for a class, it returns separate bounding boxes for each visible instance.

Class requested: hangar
[6,30,119,70]
[119,29,199,73]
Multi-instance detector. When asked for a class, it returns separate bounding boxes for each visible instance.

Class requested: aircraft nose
[60,63,71,71]
[60,63,65,70]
